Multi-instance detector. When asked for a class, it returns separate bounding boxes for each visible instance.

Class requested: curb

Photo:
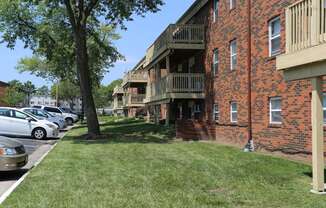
[0,128,71,205]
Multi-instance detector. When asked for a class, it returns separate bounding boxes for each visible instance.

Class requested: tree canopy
[0,0,163,137]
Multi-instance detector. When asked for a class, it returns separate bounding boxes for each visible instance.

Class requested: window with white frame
[213,104,219,121]
[230,0,236,9]
[268,17,281,56]
[213,49,219,75]
[230,101,238,123]
[323,93,326,124]
[270,97,282,124]
[213,0,219,22]
[230,40,237,70]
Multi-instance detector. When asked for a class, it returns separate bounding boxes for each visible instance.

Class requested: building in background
[117,0,326,161]
[112,85,124,116]
[121,58,148,118]
[30,95,82,112]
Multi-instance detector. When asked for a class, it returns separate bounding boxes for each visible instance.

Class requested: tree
[35,85,50,96]
[2,80,26,107]
[51,80,80,108]
[0,0,163,137]
[22,81,36,104]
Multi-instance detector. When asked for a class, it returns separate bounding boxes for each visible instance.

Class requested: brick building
[0,81,9,106]
[120,0,326,159]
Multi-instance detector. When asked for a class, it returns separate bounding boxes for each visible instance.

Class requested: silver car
[0,137,28,171]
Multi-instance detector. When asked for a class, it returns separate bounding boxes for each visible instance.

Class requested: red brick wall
[175,0,326,156]
[176,120,216,141]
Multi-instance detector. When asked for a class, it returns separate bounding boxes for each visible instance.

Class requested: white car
[0,107,59,140]
[21,108,66,129]
[33,106,79,125]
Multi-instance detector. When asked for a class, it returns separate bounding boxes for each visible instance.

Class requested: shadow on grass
[303,170,326,183]
[65,118,176,145]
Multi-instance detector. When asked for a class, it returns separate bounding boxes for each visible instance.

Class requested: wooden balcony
[113,99,124,110]
[122,71,148,87]
[113,85,124,95]
[145,24,205,67]
[145,73,205,103]
[123,94,146,107]
[277,0,326,80]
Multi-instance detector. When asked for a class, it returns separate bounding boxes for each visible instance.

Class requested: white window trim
[230,40,237,70]
[268,17,281,57]
[230,0,235,9]
[213,49,219,75]
[213,104,219,121]
[230,101,238,123]
[213,0,219,22]
[270,97,282,124]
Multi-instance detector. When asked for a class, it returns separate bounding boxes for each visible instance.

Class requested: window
[0,109,12,117]
[213,0,219,22]
[270,97,282,124]
[213,49,219,75]
[230,102,238,123]
[213,104,219,121]
[269,17,281,56]
[14,110,29,120]
[230,40,237,70]
[44,107,62,114]
[323,93,326,124]
[230,0,236,9]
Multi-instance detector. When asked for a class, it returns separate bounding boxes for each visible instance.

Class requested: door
[0,108,14,135]
[12,110,34,136]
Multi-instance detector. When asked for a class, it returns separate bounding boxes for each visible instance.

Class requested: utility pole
[56,81,59,107]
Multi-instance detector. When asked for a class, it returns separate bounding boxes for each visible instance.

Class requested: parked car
[0,136,28,171]
[33,106,79,125]
[21,108,66,129]
[0,107,59,140]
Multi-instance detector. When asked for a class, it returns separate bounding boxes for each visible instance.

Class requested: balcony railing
[286,0,326,53]
[122,71,148,86]
[113,85,124,95]
[146,24,205,66]
[123,94,146,106]
[147,73,205,102]
[113,99,123,109]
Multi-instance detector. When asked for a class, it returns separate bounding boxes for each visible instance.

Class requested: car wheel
[32,128,47,140]
[66,118,73,125]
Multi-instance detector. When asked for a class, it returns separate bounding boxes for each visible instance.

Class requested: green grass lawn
[1,117,326,208]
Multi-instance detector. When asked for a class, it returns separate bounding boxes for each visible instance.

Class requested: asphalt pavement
[0,128,71,198]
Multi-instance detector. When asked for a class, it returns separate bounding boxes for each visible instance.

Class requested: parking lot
[0,129,69,198]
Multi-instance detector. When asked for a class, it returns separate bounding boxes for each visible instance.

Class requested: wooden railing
[146,24,205,65]
[147,73,205,101]
[286,0,326,53]
[113,85,124,95]
[123,71,148,85]
[113,99,123,109]
[124,94,146,105]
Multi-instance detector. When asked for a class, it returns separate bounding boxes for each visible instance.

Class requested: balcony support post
[310,76,326,194]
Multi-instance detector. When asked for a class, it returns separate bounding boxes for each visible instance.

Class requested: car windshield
[41,110,55,117]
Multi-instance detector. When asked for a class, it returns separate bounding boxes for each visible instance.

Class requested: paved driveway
[0,128,70,198]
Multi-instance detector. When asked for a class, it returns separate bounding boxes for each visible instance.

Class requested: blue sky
[0,0,195,87]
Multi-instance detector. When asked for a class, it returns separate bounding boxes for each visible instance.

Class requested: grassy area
[1,117,325,208]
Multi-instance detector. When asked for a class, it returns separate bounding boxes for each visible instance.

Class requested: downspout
[244,0,254,152]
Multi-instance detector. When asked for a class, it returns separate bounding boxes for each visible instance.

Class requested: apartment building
[122,58,148,118]
[0,81,9,106]
[112,85,125,116]
[140,0,326,159]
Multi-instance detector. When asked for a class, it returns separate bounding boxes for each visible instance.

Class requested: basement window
[270,97,282,124]
[268,17,281,56]
[230,101,238,123]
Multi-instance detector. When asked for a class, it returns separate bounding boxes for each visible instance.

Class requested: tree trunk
[75,25,100,137]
